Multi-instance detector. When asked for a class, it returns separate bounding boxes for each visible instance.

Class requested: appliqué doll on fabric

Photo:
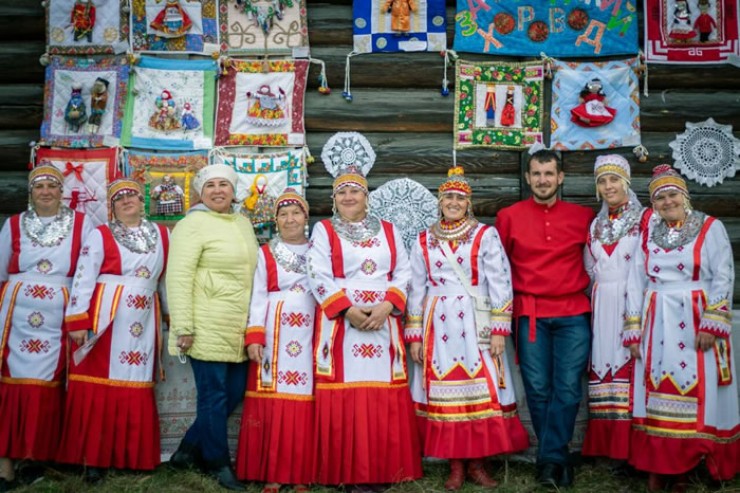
[87,77,109,134]
[242,174,277,228]
[484,85,496,126]
[237,0,295,34]
[382,0,417,33]
[149,90,182,132]
[180,101,201,130]
[570,78,616,128]
[152,174,185,216]
[500,86,516,127]
[65,83,88,132]
[246,85,287,127]
[150,0,193,37]
[694,0,717,43]
[71,0,96,42]
[669,0,697,43]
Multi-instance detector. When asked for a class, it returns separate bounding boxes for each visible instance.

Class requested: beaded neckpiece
[269,237,307,274]
[109,219,159,254]
[651,211,706,250]
[330,214,381,243]
[593,198,643,245]
[430,217,478,243]
[22,205,74,247]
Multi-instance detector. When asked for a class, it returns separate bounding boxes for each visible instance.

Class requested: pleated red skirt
[581,418,630,460]
[236,393,315,484]
[57,380,160,470]
[0,382,63,461]
[314,384,423,485]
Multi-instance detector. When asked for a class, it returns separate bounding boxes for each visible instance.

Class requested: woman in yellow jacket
[166,164,258,491]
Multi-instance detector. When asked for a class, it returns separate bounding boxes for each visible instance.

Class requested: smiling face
[439,192,469,222]
[276,203,308,244]
[526,158,564,205]
[334,186,367,222]
[596,174,629,208]
[201,178,234,214]
[112,192,143,225]
[31,179,63,217]
[652,189,688,223]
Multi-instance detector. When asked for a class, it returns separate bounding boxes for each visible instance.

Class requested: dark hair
[527,149,562,173]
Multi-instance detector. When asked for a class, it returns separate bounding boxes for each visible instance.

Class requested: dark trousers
[516,315,591,466]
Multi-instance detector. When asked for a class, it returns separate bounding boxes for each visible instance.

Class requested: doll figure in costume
[71,0,95,42]
[694,0,717,43]
[64,83,88,133]
[382,0,417,33]
[152,175,185,216]
[150,0,193,37]
[669,0,697,43]
[484,85,496,126]
[148,90,181,132]
[87,77,109,134]
[242,174,276,230]
[570,78,617,128]
[246,85,287,127]
[180,102,200,131]
[500,86,516,127]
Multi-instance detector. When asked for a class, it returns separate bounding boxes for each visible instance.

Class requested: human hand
[360,301,393,331]
[177,335,194,353]
[345,306,371,329]
[69,330,87,346]
[628,343,641,360]
[489,334,505,357]
[696,332,716,352]
[247,343,264,362]
[409,342,423,364]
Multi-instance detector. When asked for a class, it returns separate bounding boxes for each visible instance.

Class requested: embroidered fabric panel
[644,0,740,64]
[123,149,208,222]
[41,56,130,148]
[454,60,544,149]
[219,0,309,56]
[47,0,129,54]
[212,148,306,241]
[669,118,740,187]
[453,0,639,57]
[353,0,447,53]
[35,147,119,227]
[130,0,219,54]
[550,58,641,151]
[121,56,217,150]
[215,59,308,146]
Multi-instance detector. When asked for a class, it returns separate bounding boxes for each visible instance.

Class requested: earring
[304,223,309,238]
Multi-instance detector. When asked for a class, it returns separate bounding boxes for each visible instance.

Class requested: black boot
[169,441,200,470]
[84,467,104,484]
[210,466,244,491]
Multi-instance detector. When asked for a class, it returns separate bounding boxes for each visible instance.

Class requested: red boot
[444,459,466,491]
[467,459,498,488]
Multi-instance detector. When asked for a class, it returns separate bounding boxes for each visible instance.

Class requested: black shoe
[169,449,197,470]
[0,478,16,492]
[84,467,104,484]
[536,463,562,488]
[559,464,575,488]
[210,466,244,491]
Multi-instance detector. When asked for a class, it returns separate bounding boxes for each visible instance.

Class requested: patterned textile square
[212,147,307,241]
[46,0,129,55]
[219,0,310,56]
[215,59,308,147]
[130,0,219,54]
[123,149,208,222]
[644,0,739,63]
[353,0,447,53]
[454,60,544,150]
[35,147,119,227]
[550,58,641,151]
[121,56,217,150]
[41,56,130,148]
[453,0,639,57]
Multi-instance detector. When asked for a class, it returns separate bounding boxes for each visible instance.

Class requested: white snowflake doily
[369,178,439,252]
[669,118,740,187]
[321,132,376,178]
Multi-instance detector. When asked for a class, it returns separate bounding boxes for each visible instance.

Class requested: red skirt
[314,384,423,485]
[581,417,630,460]
[57,379,160,470]
[236,392,314,484]
[0,381,63,460]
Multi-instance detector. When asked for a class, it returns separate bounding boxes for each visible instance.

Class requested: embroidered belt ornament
[593,198,642,245]
[651,211,706,250]
[268,237,306,274]
[109,219,159,254]
[22,205,75,247]
[330,214,381,243]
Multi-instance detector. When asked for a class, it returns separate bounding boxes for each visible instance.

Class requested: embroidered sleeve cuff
[321,291,353,320]
[245,326,266,346]
[622,316,642,346]
[384,287,407,312]
[404,327,423,343]
[64,312,91,332]
[490,306,512,336]
[405,314,423,329]
[699,301,732,338]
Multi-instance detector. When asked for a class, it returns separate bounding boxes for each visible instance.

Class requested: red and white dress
[407,222,529,459]
[236,240,315,485]
[624,212,739,480]
[307,217,422,485]
[58,221,168,470]
[0,208,90,461]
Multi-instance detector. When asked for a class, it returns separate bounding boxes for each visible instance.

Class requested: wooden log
[0,129,37,170]
[0,43,45,84]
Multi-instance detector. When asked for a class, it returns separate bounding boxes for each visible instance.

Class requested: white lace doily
[369,178,439,252]
[669,118,740,187]
[321,132,376,178]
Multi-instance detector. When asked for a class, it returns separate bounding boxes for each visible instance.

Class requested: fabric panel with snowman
[40,55,130,148]
[46,0,129,54]
[215,59,308,146]
[550,58,641,151]
[130,0,219,54]
[34,147,119,227]
[219,0,309,56]
[352,0,447,53]
[121,56,217,150]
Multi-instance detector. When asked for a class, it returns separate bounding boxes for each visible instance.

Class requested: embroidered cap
[594,154,631,184]
[194,163,238,196]
[333,165,368,194]
[108,179,143,204]
[649,164,690,201]
[274,188,309,217]
[438,166,472,196]
[29,164,64,189]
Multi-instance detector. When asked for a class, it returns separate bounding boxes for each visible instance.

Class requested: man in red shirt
[495,150,595,488]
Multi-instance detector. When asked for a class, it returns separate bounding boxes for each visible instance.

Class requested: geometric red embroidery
[278,370,308,386]
[281,312,311,327]
[361,258,378,275]
[24,285,54,299]
[351,343,383,358]
[353,290,383,304]
[20,339,51,353]
[126,294,151,310]
[119,350,148,366]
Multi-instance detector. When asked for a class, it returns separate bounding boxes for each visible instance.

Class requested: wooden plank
[0,42,45,84]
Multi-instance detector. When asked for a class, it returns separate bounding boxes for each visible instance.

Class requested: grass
[10,459,740,493]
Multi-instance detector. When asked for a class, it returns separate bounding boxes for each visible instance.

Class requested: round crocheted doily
[669,117,740,187]
[321,132,376,178]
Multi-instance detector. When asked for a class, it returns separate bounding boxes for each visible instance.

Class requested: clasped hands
[346,301,394,332]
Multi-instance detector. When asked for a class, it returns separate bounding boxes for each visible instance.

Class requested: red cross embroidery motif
[278,370,308,386]
[119,351,147,366]
[282,312,309,327]
[126,294,151,310]
[353,290,382,304]
[25,285,52,299]
[20,339,50,353]
[352,343,383,358]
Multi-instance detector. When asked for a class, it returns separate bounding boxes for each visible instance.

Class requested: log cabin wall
[0,0,738,300]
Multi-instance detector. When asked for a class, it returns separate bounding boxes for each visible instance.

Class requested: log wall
[0,0,738,298]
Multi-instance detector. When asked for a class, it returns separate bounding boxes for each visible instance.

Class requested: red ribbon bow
[63,162,84,181]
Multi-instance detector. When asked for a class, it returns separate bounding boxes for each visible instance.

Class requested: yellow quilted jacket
[166,208,258,362]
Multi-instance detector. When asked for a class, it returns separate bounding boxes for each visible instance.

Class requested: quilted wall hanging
[34,147,119,227]
[123,149,208,221]
[130,0,219,54]
[453,0,639,57]
[644,0,740,63]
[46,0,129,55]
[121,56,217,150]
[550,58,641,151]
[219,0,310,56]
[211,147,307,241]
[454,59,544,149]
[41,55,130,148]
[215,59,308,147]
[669,118,740,186]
